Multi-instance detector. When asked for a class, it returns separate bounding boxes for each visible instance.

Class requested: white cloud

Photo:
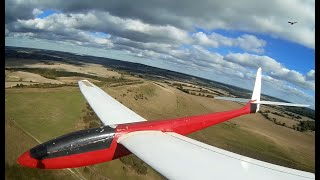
[77,31,113,47]
[306,69,315,81]
[192,32,219,48]
[6,0,314,48]
[224,53,282,72]
[13,11,191,46]
[261,75,314,108]
[236,34,266,53]
[32,8,43,17]
[224,53,314,90]
[192,32,266,53]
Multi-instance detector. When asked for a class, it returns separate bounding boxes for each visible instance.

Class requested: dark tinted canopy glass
[30,126,115,160]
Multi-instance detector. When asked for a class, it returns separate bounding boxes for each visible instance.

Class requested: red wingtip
[17,151,45,169]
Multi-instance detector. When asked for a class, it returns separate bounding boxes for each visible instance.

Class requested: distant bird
[288,21,297,25]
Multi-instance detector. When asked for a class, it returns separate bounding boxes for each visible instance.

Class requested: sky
[5,0,315,109]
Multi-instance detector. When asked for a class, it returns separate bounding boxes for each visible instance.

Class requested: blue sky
[36,9,62,19]
[195,28,314,74]
[5,0,315,109]
[263,37,315,74]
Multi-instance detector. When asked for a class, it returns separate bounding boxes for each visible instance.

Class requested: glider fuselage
[18,101,253,169]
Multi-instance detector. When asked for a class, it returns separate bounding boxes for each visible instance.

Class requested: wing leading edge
[78,80,146,126]
[118,131,314,180]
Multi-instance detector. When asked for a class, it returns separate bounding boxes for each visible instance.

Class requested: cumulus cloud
[236,34,266,53]
[5,0,315,48]
[32,8,43,17]
[306,69,315,81]
[261,75,314,108]
[79,31,113,47]
[12,11,191,45]
[10,15,113,48]
[224,53,314,90]
[224,53,282,72]
[193,32,266,53]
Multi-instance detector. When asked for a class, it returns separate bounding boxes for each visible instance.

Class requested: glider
[17,67,314,180]
[288,21,297,25]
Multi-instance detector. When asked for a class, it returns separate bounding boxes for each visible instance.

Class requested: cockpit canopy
[30,126,115,160]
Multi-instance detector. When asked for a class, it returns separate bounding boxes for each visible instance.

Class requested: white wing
[118,131,314,180]
[78,80,146,125]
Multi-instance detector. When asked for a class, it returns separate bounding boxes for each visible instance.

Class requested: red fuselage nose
[17,126,130,169]
[17,145,129,169]
[17,151,40,168]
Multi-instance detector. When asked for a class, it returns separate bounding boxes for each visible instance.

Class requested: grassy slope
[5,87,165,180]
[5,118,77,180]
[5,87,85,142]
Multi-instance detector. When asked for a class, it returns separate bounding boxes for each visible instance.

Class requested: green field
[5,112,79,180]
[5,87,85,142]
[5,87,165,180]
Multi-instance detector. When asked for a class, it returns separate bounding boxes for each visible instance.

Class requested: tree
[297,120,315,131]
